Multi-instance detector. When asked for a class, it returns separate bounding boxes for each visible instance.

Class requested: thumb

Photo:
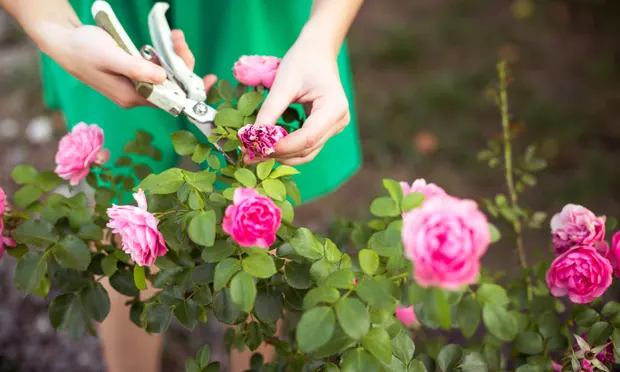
[255,80,296,126]
[103,49,167,84]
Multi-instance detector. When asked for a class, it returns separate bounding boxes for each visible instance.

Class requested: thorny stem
[497,61,532,301]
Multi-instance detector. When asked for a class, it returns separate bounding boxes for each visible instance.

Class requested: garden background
[1,0,619,371]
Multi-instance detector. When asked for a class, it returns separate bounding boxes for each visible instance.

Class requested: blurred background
[2,0,620,370]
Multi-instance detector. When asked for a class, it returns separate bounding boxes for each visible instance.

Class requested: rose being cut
[106,190,168,267]
[400,178,446,201]
[223,187,282,248]
[232,55,281,89]
[0,187,16,260]
[550,204,606,255]
[54,122,110,186]
[401,195,490,290]
[238,124,288,160]
[395,306,418,328]
[546,245,612,304]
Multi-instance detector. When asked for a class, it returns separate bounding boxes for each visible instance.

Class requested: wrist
[13,5,82,56]
[297,20,341,59]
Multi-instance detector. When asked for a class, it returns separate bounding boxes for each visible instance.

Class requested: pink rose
[238,124,287,160]
[399,178,446,201]
[402,196,490,290]
[106,190,167,267]
[609,231,620,276]
[546,245,612,304]
[232,55,281,89]
[54,123,110,186]
[395,306,418,328]
[550,204,606,255]
[551,361,562,371]
[223,188,282,248]
[0,187,16,260]
[581,360,593,372]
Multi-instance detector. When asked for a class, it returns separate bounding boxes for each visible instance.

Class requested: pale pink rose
[546,245,612,304]
[54,123,110,186]
[106,190,167,267]
[232,55,280,89]
[551,361,562,371]
[0,187,16,260]
[399,178,446,201]
[395,306,418,328]
[402,196,490,290]
[223,188,281,248]
[550,204,606,255]
[238,124,287,159]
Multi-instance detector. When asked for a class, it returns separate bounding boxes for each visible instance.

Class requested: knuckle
[304,133,319,148]
[115,98,134,109]
[127,65,143,81]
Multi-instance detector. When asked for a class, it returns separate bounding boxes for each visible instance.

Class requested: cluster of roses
[546,204,619,304]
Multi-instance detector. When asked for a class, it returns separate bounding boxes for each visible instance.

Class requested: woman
[0,0,363,371]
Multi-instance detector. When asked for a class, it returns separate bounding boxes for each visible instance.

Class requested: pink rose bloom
[0,187,15,260]
[550,204,606,255]
[402,196,490,290]
[223,188,282,248]
[395,306,418,328]
[399,178,446,201]
[581,360,593,372]
[551,361,562,371]
[106,190,167,267]
[238,124,287,160]
[546,245,612,304]
[54,123,110,186]
[232,55,281,89]
[608,231,620,277]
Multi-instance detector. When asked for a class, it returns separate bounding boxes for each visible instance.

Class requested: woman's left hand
[248,38,351,166]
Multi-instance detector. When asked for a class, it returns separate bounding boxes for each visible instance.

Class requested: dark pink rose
[54,123,110,186]
[395,306,418,328]
[399,178,446,201]
[232,55,280,89]
[402,196,490,290]
[608,231,620,277]
[546,245,612,304]
[550,204,606,254]
[551,361,562,371]
[581,360,593,372]
[106,190,168,266]
[0,187,16,260]
[223,188,282,248]
[237,124,287,159]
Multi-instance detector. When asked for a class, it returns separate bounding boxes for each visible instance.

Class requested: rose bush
[3,60,620,372]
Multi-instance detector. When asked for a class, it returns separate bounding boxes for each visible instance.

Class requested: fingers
[100,47,167,84]
[255,77,298,126]
[171,30,196,70]
[101,73,154,108]
[203,74,218,92]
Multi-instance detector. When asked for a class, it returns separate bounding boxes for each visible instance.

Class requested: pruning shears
[91,1,237,164]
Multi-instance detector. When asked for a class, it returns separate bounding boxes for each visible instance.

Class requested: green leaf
[269,165,300,179]
[188,210,216,247]
[78,283,110,322]
[324,239,343,263]
[324,269,355,289]
[197,345,211,368]
[174,299,198,330]
[402,192,425,212]
[482,303,517,341]
[437,344,463,372]
[391,331,415,362]
[171,130,198,155]
[355,278,393,308]
[341,349,380,372]
[310,258,337,282]
[77,223,103,241]
[202,240,236,263]
[459,352,488,372]
[257,159,275,180]
[290,228,323,260]
[426,288,451,329]
[516,331,544,355]
[133,265,147,291]
[238,91,264,116]
[245,321,263,351]
[38,171,63,192]
[359,249,379,275]
[214,258,241,291]
[48,293,88,338]
[575,308,600,327]
[138,168,185,194]
[14,251,48,295]
[457,295,481,338]
[488,223,501,243]
[335,298,370,340]
[109,270,139,297]
[611,328,620,357]
[11,164,38,184]
[184,170,216,193]
[383,179,404,204]
[262,178,286,201]
[192,264,215,285]
[601,301,620,318]
[214,108,244,128]
[191,144,211,164]
[255,287,283,323]
[234,168,257,187]
[296,306,336,353]
[368,229,402,257]
[144,303,172,333]
[193,286,213,305]
[207,154,220,169]
[408,360,428,372]
[230,271,256,312]
[13,185,43,208]
[242,254,277,278]
[370,196,400,217]
[275,199,294,223]
[284,262,312,289]
[538,311,560,339]
[213,288,242,325]
[52,235,91,270]
[588,321,612,345]
[361,327,392,364]
[303,287,340,309]
[477,284,509,306]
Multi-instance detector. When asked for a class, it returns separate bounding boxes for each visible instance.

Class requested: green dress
[41,0,361,204]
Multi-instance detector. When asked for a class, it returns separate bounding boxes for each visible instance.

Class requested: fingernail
[151,66,165,81]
